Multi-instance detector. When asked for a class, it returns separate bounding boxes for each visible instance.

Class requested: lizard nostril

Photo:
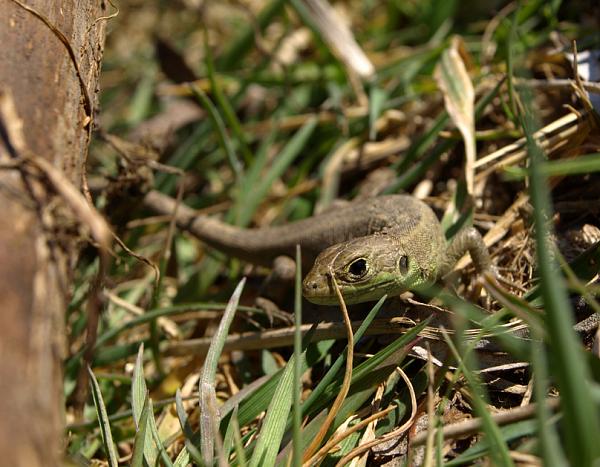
[309,281,318,289]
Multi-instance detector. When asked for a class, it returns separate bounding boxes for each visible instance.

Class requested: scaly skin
[302,226,491,305]
[144,190,492,304]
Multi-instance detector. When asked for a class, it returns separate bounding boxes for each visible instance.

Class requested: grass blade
[524,103,600,464]
[368,84,387,140]
[292,245,303,467]
[231,409,248,467]
[87,366,119,467]
[131,344,146,426]
[385,77,503,193]
[204,28,253,165]
[131,344,159,466]
[131,395,151,467]
[175,389,203,465]
[190,84,243,181]
[441,329,515,467]
[248,351,297,466]
[216,0,286,71]
[300,294,387,414]
[173,446,191,467]
[220,338,335,430]
[446,419,539,466]
[434,37,475,194]
[305,318,429,421]
[234,117,318,227]
[531,339,568,466]
[503,152,600,179]
[147,397,175,467]
[200,278,246,464]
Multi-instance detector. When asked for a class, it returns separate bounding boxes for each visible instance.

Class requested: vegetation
[66,0,600,465]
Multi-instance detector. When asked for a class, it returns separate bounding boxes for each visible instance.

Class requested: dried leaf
[435,36,476,194]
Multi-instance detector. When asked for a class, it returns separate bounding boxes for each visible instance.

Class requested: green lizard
[144,190,492,305]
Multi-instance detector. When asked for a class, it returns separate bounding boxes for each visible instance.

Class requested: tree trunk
[0,1,106,465]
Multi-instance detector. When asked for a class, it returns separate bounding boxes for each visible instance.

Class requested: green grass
[70,1,600,465]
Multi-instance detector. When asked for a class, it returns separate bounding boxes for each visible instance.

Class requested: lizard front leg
[440,227,494,277]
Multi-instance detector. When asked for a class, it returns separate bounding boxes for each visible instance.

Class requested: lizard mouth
[302,273,398,305]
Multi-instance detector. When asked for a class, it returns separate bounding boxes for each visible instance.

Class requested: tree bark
[0,1,106,465]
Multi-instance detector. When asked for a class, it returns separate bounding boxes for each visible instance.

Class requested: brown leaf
[435,36,476,194]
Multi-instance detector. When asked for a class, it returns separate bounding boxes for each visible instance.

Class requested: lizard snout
[301,274,322,298]
[302,269,336,304]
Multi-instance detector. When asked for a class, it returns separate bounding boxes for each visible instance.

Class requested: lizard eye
[398,255,409,275]
[347,258,368,278]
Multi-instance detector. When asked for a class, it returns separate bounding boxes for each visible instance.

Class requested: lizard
[144,190,492,305]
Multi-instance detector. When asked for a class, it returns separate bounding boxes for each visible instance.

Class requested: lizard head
[302,232,434,305]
